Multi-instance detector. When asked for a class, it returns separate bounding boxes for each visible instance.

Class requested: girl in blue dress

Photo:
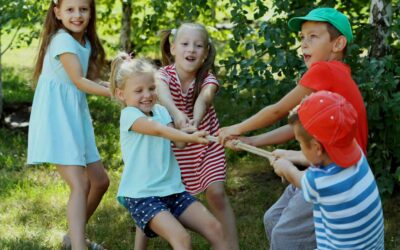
[110,53,228,249]
[28,0,109,249]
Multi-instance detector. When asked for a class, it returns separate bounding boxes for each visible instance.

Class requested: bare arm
[218,85,313,144]
[59,53,110,97]
[156,80,190,129]
[271,157,304,188]
[246,125,295,147]
[273,149,309,166]
[193,84,218,128]
[131,117,208,146]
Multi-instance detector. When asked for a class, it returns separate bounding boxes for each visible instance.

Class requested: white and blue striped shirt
[301,155,384,250]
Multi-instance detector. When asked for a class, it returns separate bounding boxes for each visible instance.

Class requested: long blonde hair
[32,0,105,87]
[159,23,216,103]
[109,52,160,106]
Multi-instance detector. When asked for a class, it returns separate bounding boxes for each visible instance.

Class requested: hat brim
[288,16,328,32]
[323,139,362,168]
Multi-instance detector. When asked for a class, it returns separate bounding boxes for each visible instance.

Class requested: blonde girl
[134,23,239,250]
[28,0,109,249]
[110,53,228,250]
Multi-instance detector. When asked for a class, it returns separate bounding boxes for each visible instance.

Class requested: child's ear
[54,7,61,20]
[115,88,125,102]
[333,35,347,53]
[311,139,324,156]
[170,43,176,56]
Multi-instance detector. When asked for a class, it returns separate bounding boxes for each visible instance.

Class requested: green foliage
[221,0,400,194]
[0,0,46,53]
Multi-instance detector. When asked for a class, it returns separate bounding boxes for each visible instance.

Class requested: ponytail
[159,29,174,66]
[109,52,131,98]
[193,40,216,104]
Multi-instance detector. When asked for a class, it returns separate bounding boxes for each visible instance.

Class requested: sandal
[86,237,106,250]
[61,234,106,250]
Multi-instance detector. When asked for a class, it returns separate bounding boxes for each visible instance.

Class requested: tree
[0,0,44,119]
[369,0,392,57]
[120,0,133,52]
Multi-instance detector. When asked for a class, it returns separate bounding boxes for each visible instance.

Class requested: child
[218,8,368,249]
[144,22,238,249]
[109,53,228,250]
[271,91,384,249]
[27,0,110,249]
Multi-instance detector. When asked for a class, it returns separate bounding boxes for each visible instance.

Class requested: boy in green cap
[218,7,368,249]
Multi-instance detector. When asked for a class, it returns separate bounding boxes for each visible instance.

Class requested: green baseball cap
[288,8,353,42]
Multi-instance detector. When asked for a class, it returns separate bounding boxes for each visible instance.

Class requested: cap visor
[324,139,362,168]
[288,16,328,32]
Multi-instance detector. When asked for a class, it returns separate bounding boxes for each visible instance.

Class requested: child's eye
[197,44,204,48]
[80,7,89,12]
[181,42,188,46]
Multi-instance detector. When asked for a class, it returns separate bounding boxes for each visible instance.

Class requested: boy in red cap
[218,7,369,249]
[271,91,384,249]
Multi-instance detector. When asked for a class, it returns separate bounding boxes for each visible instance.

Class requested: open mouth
[303,54,311,61]
[185,56,196,62]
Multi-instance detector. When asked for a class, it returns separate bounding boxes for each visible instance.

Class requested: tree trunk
[120,0,133,52]
[369,0,392,58]
[0,27,3,120]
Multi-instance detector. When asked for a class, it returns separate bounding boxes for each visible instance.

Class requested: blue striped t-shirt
[301,155,384,250]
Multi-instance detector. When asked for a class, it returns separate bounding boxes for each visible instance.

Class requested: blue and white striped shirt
[301,155,384,250]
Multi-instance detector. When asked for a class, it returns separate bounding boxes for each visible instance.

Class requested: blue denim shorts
[122,191,197,237]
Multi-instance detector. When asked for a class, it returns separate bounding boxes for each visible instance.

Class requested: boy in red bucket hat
[271,91,384,249]
[218,7,369,249]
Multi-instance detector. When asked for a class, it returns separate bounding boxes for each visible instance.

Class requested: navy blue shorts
[122,191,197,237]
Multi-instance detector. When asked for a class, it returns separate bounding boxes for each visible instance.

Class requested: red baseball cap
[297,91,361,167]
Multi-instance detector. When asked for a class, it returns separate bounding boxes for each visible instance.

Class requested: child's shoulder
[309,61,350,73]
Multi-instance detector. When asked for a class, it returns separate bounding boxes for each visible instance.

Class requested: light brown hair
[32,0,105,87]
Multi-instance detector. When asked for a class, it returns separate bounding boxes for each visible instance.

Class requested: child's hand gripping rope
[207,136,285,182]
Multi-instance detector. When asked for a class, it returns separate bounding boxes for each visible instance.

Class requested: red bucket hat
[297,91,361,167]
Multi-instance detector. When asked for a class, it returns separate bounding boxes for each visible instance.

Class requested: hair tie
[171,28,177,36]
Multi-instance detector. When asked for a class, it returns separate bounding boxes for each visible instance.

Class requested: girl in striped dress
[133,23,238,250]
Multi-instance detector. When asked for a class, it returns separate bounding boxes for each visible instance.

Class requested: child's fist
[192,131,209,144]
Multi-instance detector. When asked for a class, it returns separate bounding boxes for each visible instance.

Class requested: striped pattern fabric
[159,64,226,194]
[301,155,384,250]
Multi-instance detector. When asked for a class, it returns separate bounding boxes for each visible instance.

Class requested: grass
[1,46,400,249]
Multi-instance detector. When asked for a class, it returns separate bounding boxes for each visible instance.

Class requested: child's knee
[92,174,110,193]
[171,230,191,248]
[206,186,227,208]
[98,175,110,192]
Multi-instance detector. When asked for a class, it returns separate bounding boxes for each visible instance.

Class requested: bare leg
[179,201,228,250]
[85,160,109,221]
[134,226,148,250]
[57,165,89,250]
[148,211,192,250]
[205,182,239,250]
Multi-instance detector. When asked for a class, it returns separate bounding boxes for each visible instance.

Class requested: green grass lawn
[1,47,400,249]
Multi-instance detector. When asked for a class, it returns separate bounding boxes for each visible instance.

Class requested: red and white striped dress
[159,64,227,195]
